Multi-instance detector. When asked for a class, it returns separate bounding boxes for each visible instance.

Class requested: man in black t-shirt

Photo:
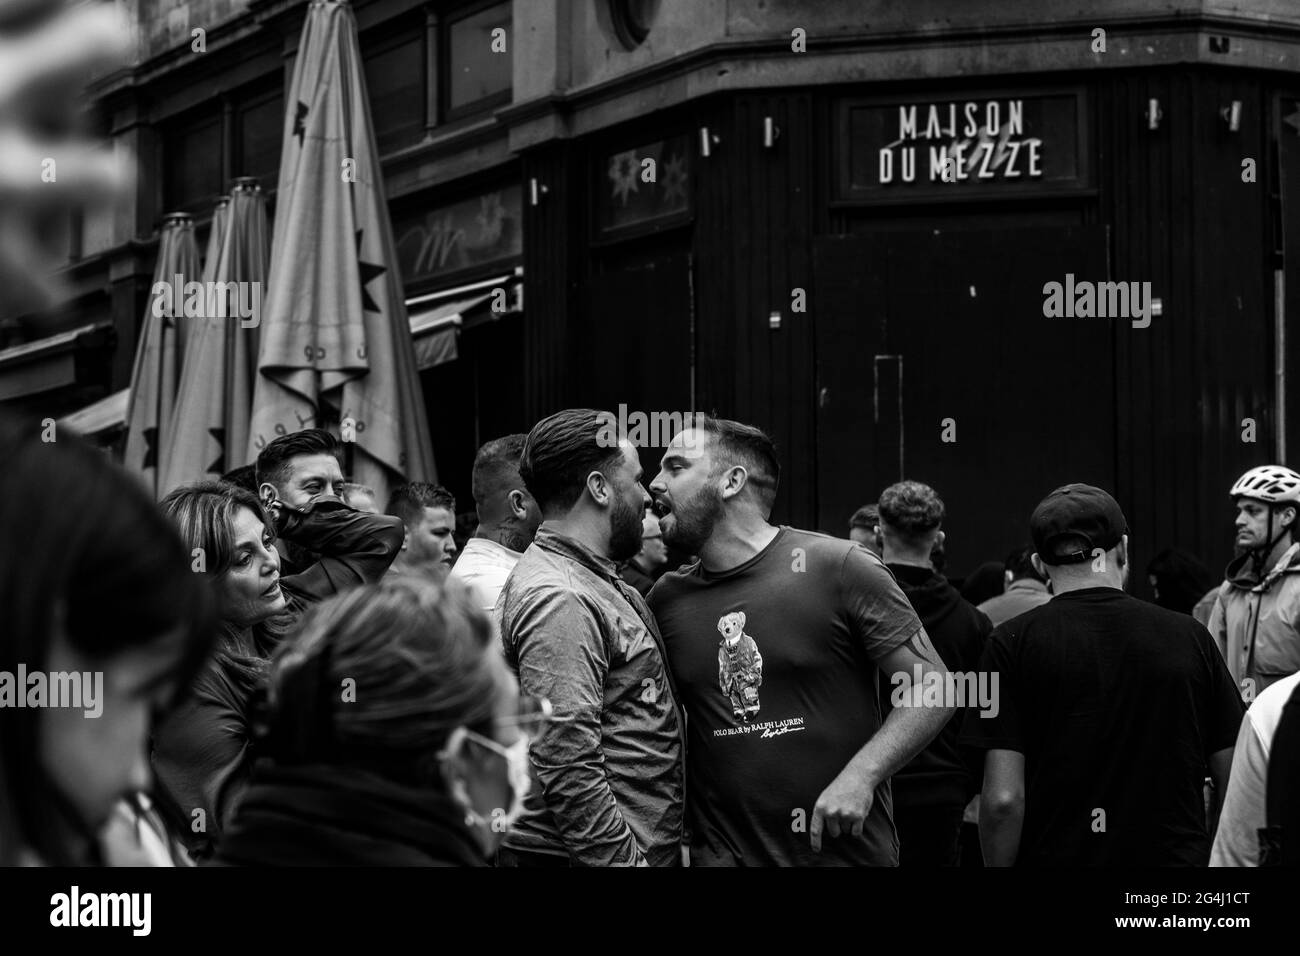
[647,416,954,866]
[961,483,1244,866]
[877,481,992,865]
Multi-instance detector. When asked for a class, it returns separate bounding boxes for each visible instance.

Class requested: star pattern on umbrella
[1284,102,1300,136]
[293,101,309,147]
[355,230,386,313]
[207,427,226,475]
[141,427,158,470]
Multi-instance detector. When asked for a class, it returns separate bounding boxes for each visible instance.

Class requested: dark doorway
[813,226,1113,576]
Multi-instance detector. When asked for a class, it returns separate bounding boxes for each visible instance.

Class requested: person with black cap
[1207,466,1300,698]
[961,483,1245,865]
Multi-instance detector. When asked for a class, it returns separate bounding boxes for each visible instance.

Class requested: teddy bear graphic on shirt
[717,611,763,721]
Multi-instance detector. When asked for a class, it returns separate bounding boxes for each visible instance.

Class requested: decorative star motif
[293,101,309,147]
[608,150,640,206]
[661,152,688,207]
[206,427,226,475]
[355,230,386,314]
[1285,102,1300,136]
[141,427,158,470]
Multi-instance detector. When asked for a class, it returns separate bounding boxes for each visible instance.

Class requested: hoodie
[1209,543,1300,694]
[884,562,993,808]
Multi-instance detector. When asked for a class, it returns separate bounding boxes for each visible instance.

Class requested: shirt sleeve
[277,499,405,601]
[839,545,924,661]
[1211,708,1268,866]
[507,585,646,866]
[1195,622,1248,755]
[960,627,1023,753]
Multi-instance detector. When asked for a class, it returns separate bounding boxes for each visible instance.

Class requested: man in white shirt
[1211,669,1300,865]
[451,434,542,612]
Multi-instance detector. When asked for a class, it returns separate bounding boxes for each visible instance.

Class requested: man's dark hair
[220,463,259,495]
[520,409,623,515]
[472,434,527,509]
[386,482,456,529]
[878,481,945,544]
[1005,545,1046,583]
[255,428,340,491]
[699,415,780,514]
[850,504,879,531]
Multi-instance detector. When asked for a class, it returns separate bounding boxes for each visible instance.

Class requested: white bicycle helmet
[1230,465,1300,503]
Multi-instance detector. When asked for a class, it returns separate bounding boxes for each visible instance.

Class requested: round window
[608,0,659,49]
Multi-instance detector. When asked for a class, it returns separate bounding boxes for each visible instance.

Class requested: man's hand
[809,765,875,852]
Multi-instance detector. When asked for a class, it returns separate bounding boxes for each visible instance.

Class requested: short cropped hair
[386,482,456,529]
[255,428,340,491]
[472,434,527,507]
[520,409,623,515]
[699,415,780,514]
[1005,545,1045,583]
[878,481,946,541]
[220,464,259,496]
[850,504,879,531]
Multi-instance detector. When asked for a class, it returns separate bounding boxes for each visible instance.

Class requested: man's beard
[663,483,723,555]
[610,493,646,563]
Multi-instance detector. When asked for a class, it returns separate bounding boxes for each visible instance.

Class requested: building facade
[4,0,1300,589]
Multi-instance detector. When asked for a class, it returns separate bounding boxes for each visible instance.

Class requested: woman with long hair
[0,415,215,866]
[217,578,548,866]
[154,480,402,860]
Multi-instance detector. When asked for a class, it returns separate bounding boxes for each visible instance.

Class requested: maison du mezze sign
[836,92,1086,200]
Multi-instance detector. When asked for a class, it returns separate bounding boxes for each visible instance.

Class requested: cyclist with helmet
[1208,465,1300,699]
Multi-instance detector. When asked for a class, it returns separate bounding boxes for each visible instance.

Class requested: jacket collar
[533,526,621,582]
[1225,542,1300,593]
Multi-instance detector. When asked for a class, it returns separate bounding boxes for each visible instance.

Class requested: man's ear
[258,481,277,507]
[935,529,946,550]
[585,471,609,506]
[508,489,528,520]
[720,465,747,500]
[400,528,411,552]
[1117,534,1129,568]
[1031,553,1048,581]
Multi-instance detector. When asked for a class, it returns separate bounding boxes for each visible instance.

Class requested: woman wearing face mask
[152,481,401,861]
[216,577,543,866]
[0,415,216,866]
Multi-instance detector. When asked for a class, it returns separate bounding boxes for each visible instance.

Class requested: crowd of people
[1,407,1298,868]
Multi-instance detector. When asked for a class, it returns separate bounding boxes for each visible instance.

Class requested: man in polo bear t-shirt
[648,416,954,866]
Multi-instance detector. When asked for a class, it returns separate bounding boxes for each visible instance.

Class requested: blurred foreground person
[648,417,950,866]
[0,414,215,866]
[218,579,544,866]
[963,484,1243,865]
[498,409,683,867]
[153,481,402,860]
[0,0,132,318]
[452,435,542,612]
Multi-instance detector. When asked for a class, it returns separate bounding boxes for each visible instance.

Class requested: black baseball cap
[1030,483,1129,565]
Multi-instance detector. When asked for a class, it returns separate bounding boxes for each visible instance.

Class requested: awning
[0,322,116,402]
[58,387,129,436]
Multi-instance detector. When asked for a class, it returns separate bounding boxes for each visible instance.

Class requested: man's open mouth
[652,499,672,518]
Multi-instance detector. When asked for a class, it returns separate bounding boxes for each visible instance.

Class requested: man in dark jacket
[878,481,992,866]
